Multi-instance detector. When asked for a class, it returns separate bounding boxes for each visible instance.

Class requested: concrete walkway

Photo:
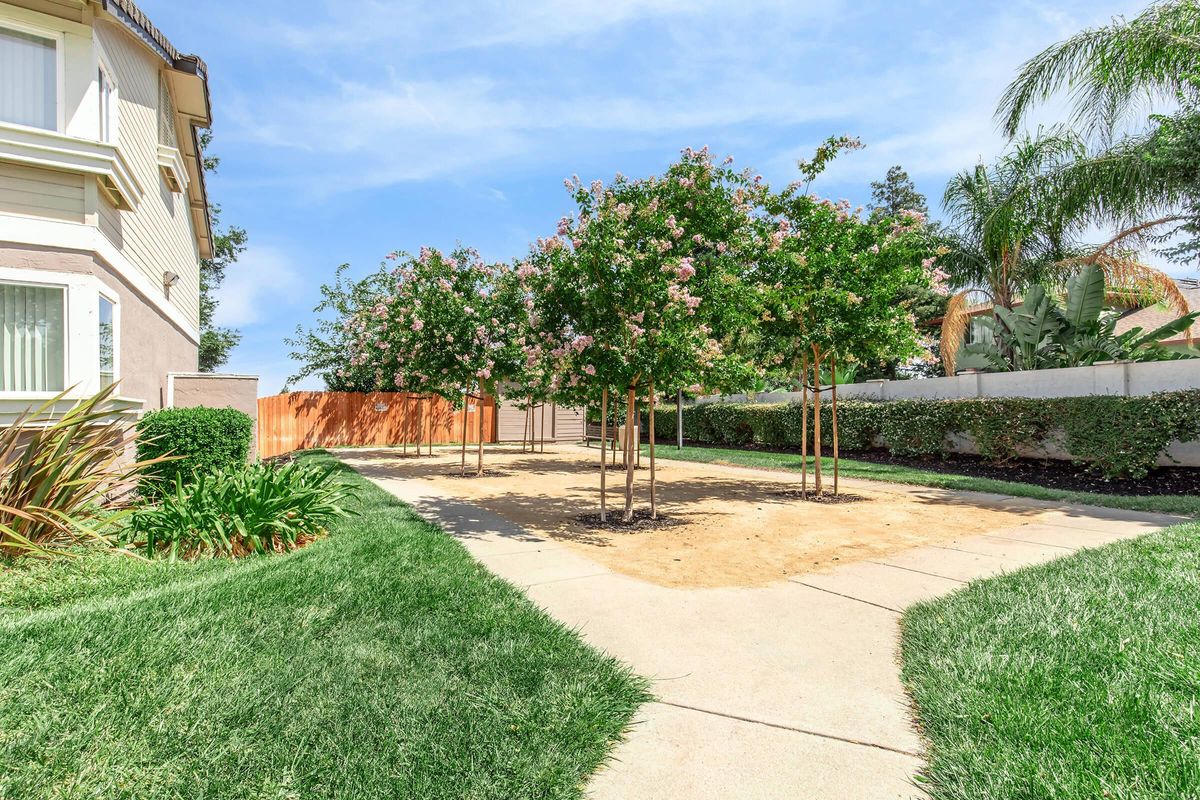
[335,449,1183,799]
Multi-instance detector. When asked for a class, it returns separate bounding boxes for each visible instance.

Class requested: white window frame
[0,266,116,399]
[94,39,118,145]
[98,289,119,388]
[0,16,66,134]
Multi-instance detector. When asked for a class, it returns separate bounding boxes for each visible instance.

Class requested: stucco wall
[0,243,197,408]
[698,360,1200,405]
[168,373,259,457]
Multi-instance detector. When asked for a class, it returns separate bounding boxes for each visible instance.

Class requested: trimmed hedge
[136,406,254,493]
[648,390,1200,480]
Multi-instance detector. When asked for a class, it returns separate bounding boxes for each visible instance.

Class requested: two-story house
[0,0,212,419]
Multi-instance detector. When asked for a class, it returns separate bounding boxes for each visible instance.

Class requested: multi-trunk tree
[343,246,527,474]
[755,141,944,495]
[533,147,763,521]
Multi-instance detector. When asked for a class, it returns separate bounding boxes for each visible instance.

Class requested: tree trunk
[676,388,683,450]
[415,396,423,456]
[649,380,657,519]
[540,403,546,453]
[812,348,823,496]
[460,392,469,475]
[800,355,808,499]
[402,394,409,456]
[831,355,840,497]
[599,388,608,522]
[624,387,636,522]
[476,388,485,475]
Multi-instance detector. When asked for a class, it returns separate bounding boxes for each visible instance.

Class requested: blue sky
[139,0,1176,394]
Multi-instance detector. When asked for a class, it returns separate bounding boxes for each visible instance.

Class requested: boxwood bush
[136,406,254,494]
[648,389,1200,480]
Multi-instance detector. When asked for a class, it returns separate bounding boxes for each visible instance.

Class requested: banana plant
[958,264,1200,371]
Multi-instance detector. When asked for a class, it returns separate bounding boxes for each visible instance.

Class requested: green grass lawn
[642,444,1200,516]
[0,451,648,800]
[901,522,1200,799]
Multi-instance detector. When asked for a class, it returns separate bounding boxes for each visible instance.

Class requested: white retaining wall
[697,360,1200,404]
[694,360,1200,468]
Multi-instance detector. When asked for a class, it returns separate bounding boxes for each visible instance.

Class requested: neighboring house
[1112,278,1200,354]
[0,0,213,420]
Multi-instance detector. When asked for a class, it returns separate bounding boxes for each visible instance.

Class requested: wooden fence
[257,391,496,459]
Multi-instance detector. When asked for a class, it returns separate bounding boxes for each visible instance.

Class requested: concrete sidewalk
[336,449,1181,800]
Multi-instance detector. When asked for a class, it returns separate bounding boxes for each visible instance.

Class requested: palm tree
[939,2,1200,374]
[938,132,1093,372]
[995,0,1200,260]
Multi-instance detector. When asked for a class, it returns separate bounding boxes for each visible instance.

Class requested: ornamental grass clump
[131,462,354,560]
[0,386,160,560]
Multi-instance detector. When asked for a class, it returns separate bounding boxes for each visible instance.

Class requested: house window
[0,25,56,130]
[0,281,66,392]
[99,295,115,388]
[98,65,117,143]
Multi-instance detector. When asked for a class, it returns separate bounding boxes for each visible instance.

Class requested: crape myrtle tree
[756,138,944,496]
[287,263,392,393]
[533,147,763,522]
[344,246,527,474]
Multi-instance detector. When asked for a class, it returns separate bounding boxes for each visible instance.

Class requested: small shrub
[131,462,355,560]
[136,407,253,494]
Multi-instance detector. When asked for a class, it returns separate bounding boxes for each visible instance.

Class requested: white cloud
[213,245,306,328]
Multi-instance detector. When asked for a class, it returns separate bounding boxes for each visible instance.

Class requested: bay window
[98,65,117,143]
[0,24,57,131]
[0,281,66,392]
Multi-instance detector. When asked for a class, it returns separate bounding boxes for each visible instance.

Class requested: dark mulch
[444,469,515,479]
[658,439,1200,497]
[587,463,650,471]
[774,490,869,504]
[574,511,684,531]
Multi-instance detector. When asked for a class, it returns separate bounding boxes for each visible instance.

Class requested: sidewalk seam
[656,701,921,758]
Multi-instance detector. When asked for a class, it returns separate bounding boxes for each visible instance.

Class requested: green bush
[648,389,1200,480]
[131,461,355,560]
[136,407,253,494]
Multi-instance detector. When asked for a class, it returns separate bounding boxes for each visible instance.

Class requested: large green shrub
[136,407,253,493]
[131,462,354,560]
[649,390,1200,479]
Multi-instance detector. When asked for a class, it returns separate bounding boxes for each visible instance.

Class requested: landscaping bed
[656,439,1200,497]
[647,443,1200,517]
[901,521,1200,799]
[0,451,647,800]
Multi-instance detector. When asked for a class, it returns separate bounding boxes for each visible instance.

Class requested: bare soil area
[343,444,1055,588]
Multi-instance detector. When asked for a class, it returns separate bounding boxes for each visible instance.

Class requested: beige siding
[93,21,201,331]
[497,404,586,442]
[0,163,86,223]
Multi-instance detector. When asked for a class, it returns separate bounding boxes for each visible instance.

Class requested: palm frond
[940,291,972,376]
[998,1,1200,138]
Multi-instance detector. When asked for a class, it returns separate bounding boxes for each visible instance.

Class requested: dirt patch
[339,444,1058,589]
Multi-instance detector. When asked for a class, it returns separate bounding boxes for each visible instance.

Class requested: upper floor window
[0,281,66,393]
[0,25,56,131]
[98,65,117,143]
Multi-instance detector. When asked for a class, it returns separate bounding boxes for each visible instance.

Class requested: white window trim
[0,266,116,399]
[0,16,66,134]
